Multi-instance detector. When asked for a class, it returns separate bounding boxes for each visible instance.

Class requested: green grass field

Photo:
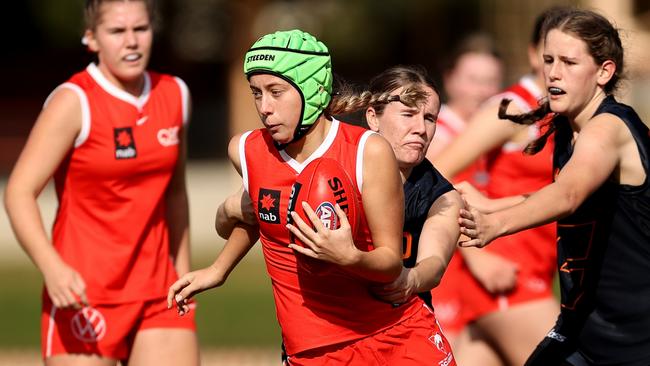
[0,251,280,350]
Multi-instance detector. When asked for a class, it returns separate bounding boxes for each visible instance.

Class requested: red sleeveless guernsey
[485,75,556,274]
[240,119,421,355]
[433,104,489,190]
[50,63,189,303]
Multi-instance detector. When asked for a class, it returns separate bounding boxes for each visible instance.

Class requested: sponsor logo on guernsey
[158,126,180,146]
[70,307,107,343]
[547,329,567,342]
[286,183,302,225]
[258,188,281,224]
[246,54,276,63]
[114,127,137,159]
[429,332,454,366]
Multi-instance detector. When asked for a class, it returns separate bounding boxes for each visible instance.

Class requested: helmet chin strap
[274,118,315,150]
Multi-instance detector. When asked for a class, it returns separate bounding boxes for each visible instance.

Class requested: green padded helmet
[244,29,333,143]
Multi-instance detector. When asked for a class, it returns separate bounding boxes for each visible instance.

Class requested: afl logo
[70,307,107,343]
[315,202,339,229]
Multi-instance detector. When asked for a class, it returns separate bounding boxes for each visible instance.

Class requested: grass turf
[0,251,280,349]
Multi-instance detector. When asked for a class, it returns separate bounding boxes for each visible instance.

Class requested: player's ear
[366,107,380,132]
[84,29,100,53]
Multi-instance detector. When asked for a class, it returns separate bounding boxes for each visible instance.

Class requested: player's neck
[284,117,331,162]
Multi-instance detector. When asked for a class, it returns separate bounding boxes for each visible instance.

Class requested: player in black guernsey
[459,9,650,366]
[365,66,461,320]
[401,159,454,308]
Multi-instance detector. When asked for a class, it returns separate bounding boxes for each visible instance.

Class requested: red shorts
[287,303,456,366]
[431,249,555,331]
[458,257,555,322]
[41,293,196,360]
[429,253,467,334]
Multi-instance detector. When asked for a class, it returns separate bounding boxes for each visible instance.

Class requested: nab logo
[114,127,137,159]
[158,126,180,147]
[315,202,338,229]
[258,188,281,224]
[70,307,107,343]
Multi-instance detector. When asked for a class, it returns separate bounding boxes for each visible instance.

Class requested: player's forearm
[210,224,259,282]
[343,247,402,283]
[4,189,62,273]
[482,194,527,213]
[492,182,576,236]
[166,187,191,275]
[413,255,447,292]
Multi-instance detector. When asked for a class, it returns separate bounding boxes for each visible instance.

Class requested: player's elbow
[558,188,582,217]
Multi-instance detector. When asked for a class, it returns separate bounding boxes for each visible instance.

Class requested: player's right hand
[42,260,88,309]
[167,266,223,315]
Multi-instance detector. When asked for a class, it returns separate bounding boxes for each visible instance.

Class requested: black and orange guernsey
[401,158,453,308]
[530,95,650,365]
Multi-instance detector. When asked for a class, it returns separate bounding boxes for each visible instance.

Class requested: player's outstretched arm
[459,114,622,247]
[168,224,259,315]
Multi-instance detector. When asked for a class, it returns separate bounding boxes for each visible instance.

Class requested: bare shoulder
[32,86,85,140]
[227,132,247,174]
[363,133,394,160]
[581,112,630,146]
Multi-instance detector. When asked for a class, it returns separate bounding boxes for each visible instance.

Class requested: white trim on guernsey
[356,131,376,193]
[280,118,340,174]
[174,77,191,125]
[502,123,541,152]
[44,83,92,148]
[438,104,466,135]
[519,74,544,101]
[86,63,151,110]
[45,305,57,358]
[239,131,253,192]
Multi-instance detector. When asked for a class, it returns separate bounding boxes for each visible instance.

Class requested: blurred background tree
[5,0,649,174]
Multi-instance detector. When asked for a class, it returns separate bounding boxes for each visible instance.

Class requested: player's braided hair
[326,84,431,117]
[498,98,555,155]
[499,8,625,155]
[325,65,437,119]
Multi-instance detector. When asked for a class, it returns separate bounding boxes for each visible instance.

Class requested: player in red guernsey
[424,33,504,343]
[4,1,198,365]
[427,33,503,192]
[168,31,456,365]
[431,8,567,366]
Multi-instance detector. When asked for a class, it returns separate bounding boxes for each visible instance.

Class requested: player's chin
[399,152,424,167]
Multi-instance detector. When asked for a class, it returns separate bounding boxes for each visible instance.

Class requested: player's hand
[458,206,500,248]
[455,181,492,213]
[370,267,418,304]
[167,266,223,315]
[286,202,360,267]
[42,259,88,309]
[462,250,518,294]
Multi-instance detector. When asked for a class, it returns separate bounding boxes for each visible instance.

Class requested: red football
[288,157,361,247]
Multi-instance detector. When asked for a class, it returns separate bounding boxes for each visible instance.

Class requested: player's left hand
[370,267,418,304]
[287,202,360,266]
[458,206,499,248]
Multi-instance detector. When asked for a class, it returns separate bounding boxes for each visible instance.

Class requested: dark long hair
[500,8,625,155]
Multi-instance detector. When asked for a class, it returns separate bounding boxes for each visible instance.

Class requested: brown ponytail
[498,98,555,155]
